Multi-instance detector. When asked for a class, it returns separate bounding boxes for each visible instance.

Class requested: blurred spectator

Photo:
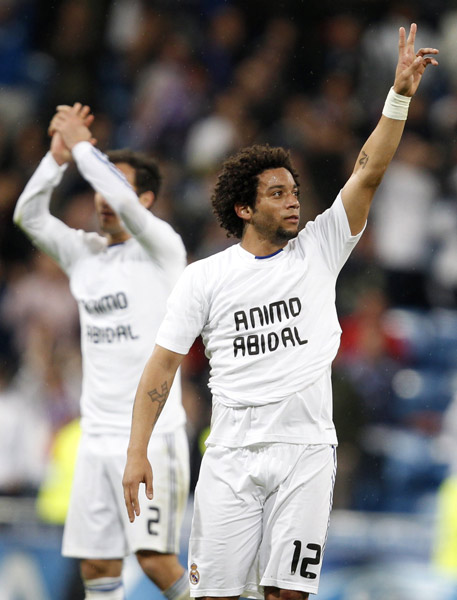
[437,9,457,85]
[184,89,257,174]
[201,4,248,91]
[322,13,363,80]
[1,251,79,354]
[0,357,49,495]
[370,133,439,307]
[358,1,437,117]
[335,287,406,510]
[38,0,108,114]
[0,0,42,132]
[429,195,457,306]
[122,32,209,155]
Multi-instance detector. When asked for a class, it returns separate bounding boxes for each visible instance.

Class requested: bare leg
[264,586,309,600]
[80,559,124,599]
[136,550,185,591]
[80,558,123,580]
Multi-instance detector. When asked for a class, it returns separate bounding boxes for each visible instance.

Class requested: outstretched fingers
[398,25,408,55]
[398,23,416,55]
[405,22,417,48]
[394,23,439,95]
[403,21,439,66]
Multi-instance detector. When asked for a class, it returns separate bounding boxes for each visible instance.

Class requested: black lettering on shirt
[86,324,140,343]
[231,297,307,357]
[81,292,129,315]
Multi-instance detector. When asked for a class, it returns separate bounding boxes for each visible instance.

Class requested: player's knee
[136,550,184,589]
[264,587,309,600]
[136,549,162,576]
[80,558,123,581]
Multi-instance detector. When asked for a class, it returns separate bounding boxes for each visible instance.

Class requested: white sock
[84,576,125,600]
[163,571,190,600]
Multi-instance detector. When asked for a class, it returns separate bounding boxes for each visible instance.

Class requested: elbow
[365,174,384,190]
[358,166,388,191]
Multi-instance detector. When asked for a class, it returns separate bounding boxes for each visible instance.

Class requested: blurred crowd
[1,0,457,516]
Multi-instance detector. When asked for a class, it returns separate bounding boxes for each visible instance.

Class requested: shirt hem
[62,546,127,559]
[190,587,248,598]
[258,577,319,594]
[206,435,338,448]
[156,338,190,356]
[80,418,187,437]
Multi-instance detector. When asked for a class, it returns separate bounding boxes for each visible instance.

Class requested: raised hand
[48,103,95,165]
[393,23,438,97]
[49,131,72,166]
[51,103,95,151]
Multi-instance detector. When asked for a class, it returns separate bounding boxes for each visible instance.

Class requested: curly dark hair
[106,148,162,198]
[211,144,299,239]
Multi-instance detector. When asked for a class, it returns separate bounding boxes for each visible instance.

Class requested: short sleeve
[301,192,365,275]
[156,262,209,355]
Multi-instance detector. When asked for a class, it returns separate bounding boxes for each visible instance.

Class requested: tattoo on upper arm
[147,382,169,423]
[359,150,369,169]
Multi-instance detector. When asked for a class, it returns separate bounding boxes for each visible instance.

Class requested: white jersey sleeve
[71,142,186,274]
[300,193,365,275]
[156,262,209,355]
[13,152,105,274]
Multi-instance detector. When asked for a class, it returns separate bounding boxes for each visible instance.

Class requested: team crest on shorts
[189,563,200,585]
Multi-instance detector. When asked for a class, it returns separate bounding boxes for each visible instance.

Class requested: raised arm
[13,108,95,267]
[53,104,185,268]
[122,344,184,522]
[341,23,438,234]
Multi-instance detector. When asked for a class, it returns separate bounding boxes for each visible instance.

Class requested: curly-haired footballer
[211,145,300,239]
[123,24,438,600]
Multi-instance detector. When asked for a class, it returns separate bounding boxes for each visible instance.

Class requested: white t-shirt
[157,194,363,446]
[14,142,187,436]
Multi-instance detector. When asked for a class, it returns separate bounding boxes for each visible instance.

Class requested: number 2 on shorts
[147,506,161,535]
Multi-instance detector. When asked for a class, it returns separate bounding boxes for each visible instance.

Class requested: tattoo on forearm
[359,150,369,169]
[147,382,169,424]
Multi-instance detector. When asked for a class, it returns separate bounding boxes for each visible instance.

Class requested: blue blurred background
[1,0,457,597]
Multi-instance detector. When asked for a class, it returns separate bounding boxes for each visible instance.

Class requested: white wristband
[382,87,411,120]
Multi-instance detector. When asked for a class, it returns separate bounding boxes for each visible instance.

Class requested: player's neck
[240,231,287,258]
[107,230,131,246]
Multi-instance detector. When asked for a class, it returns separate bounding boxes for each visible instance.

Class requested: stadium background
[1,0,457,597]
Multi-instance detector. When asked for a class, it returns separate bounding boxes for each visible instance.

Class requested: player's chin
[100,218,119,232]
[277,225,299,242]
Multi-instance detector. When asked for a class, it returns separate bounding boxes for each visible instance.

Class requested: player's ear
[235,203,252,222]
[139,191,155,209]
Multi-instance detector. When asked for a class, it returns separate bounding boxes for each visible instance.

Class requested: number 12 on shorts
[290,541,322,579]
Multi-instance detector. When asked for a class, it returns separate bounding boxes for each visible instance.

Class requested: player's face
[94,162,136,236]
[250,168,300,244]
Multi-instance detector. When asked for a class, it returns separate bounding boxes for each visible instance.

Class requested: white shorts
[188,443,336,598]
[62,426,190,559]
